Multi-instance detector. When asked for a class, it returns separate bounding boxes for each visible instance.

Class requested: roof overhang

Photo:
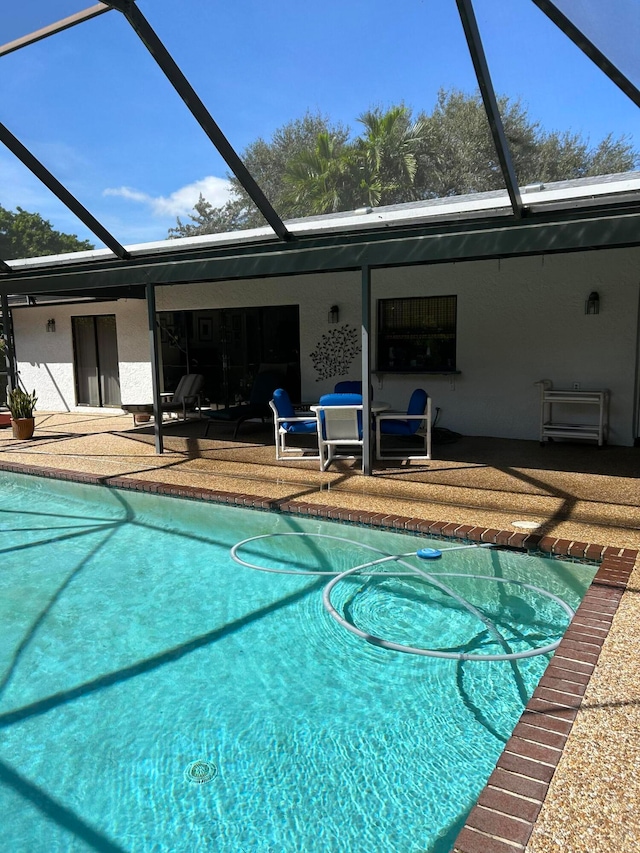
[1,197,640,300]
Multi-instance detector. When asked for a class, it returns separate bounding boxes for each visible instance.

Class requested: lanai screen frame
[0,0,639,470]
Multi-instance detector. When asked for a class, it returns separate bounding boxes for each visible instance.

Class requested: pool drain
[184,759,217,784]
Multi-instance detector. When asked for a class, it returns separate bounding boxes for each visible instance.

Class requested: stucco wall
[155,271,363,399]
[12,299,150,411]
[372,250,640,444]
[12,246,640,444]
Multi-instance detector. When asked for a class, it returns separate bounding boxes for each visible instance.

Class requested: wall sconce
[328,305,340,324]
[46,318,56,333]
[585,292,600,315]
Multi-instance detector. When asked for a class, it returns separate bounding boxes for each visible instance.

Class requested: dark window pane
[72,314,121,407]
[377,296,457,372]
[157,305,301,407]
[72,316,100,405]
[96,315,121,407]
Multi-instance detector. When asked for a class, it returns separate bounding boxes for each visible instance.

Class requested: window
[377,296,457,372]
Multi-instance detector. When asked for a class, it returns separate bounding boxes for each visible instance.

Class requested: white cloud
[104,176,233,218]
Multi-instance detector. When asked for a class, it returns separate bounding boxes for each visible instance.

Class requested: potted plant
[8,387,37,439]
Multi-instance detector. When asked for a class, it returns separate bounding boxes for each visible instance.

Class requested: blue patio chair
[269,388,319,461]
[334,380,377,401]
[312,392,364,472]
[334,380,362,394]
[375,388,432,461]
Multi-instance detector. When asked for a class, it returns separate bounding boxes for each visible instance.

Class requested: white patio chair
[312,393,364,472]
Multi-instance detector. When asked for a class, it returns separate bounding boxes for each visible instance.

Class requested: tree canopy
[169,89,638,238]
[169,112,349,237]
[0,205,94,260]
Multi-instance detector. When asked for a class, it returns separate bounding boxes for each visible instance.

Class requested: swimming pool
[0,472,597,852]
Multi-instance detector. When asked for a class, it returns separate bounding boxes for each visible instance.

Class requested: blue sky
[1,0,639,249]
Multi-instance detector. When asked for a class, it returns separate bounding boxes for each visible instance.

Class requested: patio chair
[375,388,432,461]
[203,369,285,438]
[122,373,204,425]
[334,380,362,394]
[269,388,319,461]
[334,381,378,401]
[312,392,364,472]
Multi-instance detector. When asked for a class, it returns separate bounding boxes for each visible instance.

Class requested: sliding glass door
[158,306,301,406]
[72,315,121,407]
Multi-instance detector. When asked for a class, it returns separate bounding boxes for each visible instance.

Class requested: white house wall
[12,245,640,445]
[372,250,640,445]
[12,298,150,412]
[155,272,362,401]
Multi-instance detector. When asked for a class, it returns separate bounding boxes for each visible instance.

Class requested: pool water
[0,473,596,852]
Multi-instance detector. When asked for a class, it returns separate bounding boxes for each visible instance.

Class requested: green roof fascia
[2,204,640,298]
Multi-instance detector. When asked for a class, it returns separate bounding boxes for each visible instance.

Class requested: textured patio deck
[1,410,638,852]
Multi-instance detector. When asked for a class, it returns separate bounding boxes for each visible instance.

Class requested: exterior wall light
[46,318,56,333]
[328,305,340,324]
[585,292,600,315]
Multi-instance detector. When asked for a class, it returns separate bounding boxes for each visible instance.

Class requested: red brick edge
[0,460,637,853]
[451,549,636,853]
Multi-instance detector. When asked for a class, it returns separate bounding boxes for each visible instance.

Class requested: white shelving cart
[537,380,610,446]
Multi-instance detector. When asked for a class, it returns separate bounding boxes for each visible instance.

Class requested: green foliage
[283,131,356,215]
[168,195,245,238]
[7,387,37,419]
[354,105,429,204]
[169,111,350,237]
[0,206,94,261]
[170,89,639,237]
[283,105,430,213]
[415,90,638,195]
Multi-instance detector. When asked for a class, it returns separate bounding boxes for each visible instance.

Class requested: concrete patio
[1,409,638,550]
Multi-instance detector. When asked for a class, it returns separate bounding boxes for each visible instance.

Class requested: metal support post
[146,283,163,454]
[1,293,17,392]
[361,264,372,476]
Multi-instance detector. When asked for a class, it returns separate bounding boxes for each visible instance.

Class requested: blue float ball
[416,547,442,560]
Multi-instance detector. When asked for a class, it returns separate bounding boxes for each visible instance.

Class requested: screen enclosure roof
[1,0,639,300]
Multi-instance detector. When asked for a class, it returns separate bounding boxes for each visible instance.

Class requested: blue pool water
[0,472,596,852]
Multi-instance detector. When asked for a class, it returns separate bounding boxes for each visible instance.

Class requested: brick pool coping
[1,459,637,853]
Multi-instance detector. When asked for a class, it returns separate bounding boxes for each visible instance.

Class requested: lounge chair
[269,388,319,460]
[312,392,364,471]
[375,388,432,461]
[203,369,285,438]
[122,373,204,425]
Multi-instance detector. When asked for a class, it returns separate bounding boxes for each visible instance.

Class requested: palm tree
[283,132,356,215]
[283,106,430,215]
[354,105,429,205]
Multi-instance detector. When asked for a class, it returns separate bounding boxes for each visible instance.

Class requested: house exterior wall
[372,250,640,445]
[11,246,640,445]
[12,299,150,412]
[154,272,362,401]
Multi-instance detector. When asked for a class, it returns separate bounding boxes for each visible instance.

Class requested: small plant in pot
[7,387,37,439]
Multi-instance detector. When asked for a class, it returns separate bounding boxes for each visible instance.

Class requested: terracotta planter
[11,417,35,440]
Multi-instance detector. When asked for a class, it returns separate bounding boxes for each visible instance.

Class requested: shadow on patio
[0,411,638,551]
